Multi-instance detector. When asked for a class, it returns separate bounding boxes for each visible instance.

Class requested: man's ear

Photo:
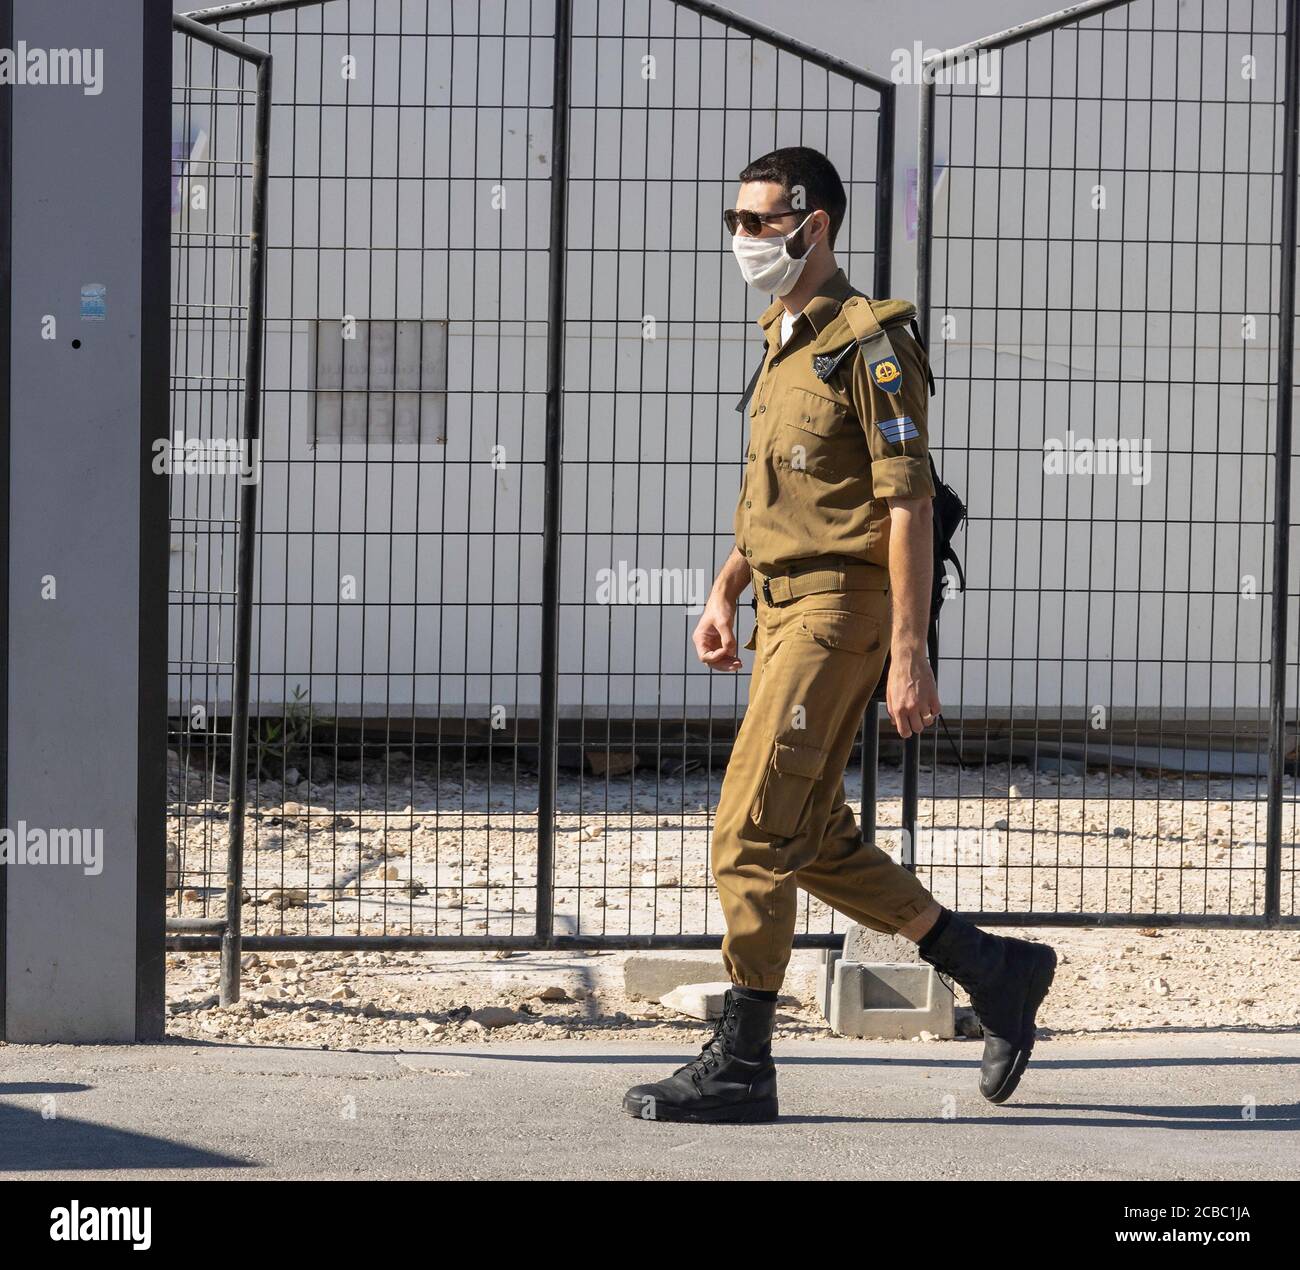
[807,208,832,253]
[790,210,821,260]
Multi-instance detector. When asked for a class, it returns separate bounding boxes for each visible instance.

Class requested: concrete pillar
[1,0,169,1040]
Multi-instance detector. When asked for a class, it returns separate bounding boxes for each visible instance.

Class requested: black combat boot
[623,988,778,1123]
[917,910,1057,1104]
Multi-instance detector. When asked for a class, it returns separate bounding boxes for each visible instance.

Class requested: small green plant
[251,684,329,780]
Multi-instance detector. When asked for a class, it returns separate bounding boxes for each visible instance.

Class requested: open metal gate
[166,0,897,968]
[168,12,270,995]
[915,0,1299,927]
[167,0,1300,994]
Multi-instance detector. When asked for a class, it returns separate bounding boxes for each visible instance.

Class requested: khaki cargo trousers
[713,559,936,990]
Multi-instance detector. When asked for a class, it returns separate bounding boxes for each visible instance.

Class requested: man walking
[624,147,1056,1123]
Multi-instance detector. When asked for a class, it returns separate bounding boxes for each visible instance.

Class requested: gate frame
[169,0,1285,964]
[915,0,1300,931]
[168,14,272,1000]
[166,0,901,961]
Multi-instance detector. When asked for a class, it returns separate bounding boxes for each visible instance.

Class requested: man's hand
[693,594,744,671]
[694,545,752,671]
[887,645,941,738]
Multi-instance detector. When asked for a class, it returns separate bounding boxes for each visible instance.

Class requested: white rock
[659,982,734,1021]
[469,1006,526,1028]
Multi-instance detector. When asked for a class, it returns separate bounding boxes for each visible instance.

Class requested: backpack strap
[734,343,768,414]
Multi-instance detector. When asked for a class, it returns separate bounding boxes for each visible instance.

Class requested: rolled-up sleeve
[851,326,936,500]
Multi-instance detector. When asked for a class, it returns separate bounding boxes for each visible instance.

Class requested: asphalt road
[2,1033,1298,1180]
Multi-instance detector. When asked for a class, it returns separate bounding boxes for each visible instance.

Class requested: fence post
[859,87,897,849]
[1267,0,1300,928]
[537,0,572,943]
[891,75,939,873]
[182,20,274,1006]
[873,86,895,298]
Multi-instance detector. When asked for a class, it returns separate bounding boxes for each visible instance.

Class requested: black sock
[731,985,778,1002]
[916,906,953,955]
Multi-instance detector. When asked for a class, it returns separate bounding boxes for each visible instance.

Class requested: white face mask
[731,213,815,296]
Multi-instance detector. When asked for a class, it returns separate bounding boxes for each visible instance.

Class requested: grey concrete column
[2,0,169,1041]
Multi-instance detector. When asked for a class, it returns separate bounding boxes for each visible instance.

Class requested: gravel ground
[163,927,1300,1051]
[165,751,1300,1048]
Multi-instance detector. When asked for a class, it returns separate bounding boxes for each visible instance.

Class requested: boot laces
[673,999,738,1084]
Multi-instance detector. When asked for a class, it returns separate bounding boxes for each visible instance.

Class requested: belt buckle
[762,577,774,606]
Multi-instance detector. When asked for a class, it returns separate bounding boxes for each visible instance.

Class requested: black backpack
[924,453,967,617]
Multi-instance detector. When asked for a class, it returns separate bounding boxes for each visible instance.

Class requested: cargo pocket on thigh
[797,608,882,655]
[749,740,827,839]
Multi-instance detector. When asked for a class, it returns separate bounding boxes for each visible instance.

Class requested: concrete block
[660,982,733,1021]
[623,954,729,1001]
[817,948,842,1019]
[819,926,918,1024]
[841,924,920,964]
[828,961,955,1039]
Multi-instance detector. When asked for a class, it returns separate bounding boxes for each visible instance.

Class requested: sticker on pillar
[80,283,107,321]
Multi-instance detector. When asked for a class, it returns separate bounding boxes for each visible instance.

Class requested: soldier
[624,147,1056,1124]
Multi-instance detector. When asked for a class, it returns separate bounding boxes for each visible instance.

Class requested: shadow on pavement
[0,1085,250,1173]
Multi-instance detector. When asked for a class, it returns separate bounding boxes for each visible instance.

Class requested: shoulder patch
[869,354,903,394]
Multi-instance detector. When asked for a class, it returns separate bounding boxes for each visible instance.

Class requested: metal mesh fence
[554,1,890,941]
[916,0,1297,923]
[167,0,893,947]
[168,20,265,932]
[167,0,1299,955]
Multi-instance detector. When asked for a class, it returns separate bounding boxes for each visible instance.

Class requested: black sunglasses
[723,206,801,236]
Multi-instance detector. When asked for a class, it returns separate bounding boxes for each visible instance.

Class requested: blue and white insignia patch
[870,356,902,394]
[878,415,919,444]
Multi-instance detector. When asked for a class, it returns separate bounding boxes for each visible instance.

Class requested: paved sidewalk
[2,1033,1298,1179]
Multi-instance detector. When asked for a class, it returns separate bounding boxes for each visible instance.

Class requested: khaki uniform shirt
[734,267,936,576]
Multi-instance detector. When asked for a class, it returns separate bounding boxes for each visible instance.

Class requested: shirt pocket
[774,385,856,479]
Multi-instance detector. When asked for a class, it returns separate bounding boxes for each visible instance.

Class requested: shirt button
[802,414,811,422]
[747,453,755,461]
[758,404,766,413]
[745,549,752,557]
[745,500,752,508]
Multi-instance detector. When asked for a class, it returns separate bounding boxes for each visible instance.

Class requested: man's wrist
[891,637,929,660]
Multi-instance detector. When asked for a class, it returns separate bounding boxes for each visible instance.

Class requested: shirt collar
[756,267,857,341]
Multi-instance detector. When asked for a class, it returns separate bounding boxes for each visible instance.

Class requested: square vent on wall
[311,319,448,444]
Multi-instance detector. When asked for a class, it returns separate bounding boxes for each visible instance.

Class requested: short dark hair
[738,146,847,247]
